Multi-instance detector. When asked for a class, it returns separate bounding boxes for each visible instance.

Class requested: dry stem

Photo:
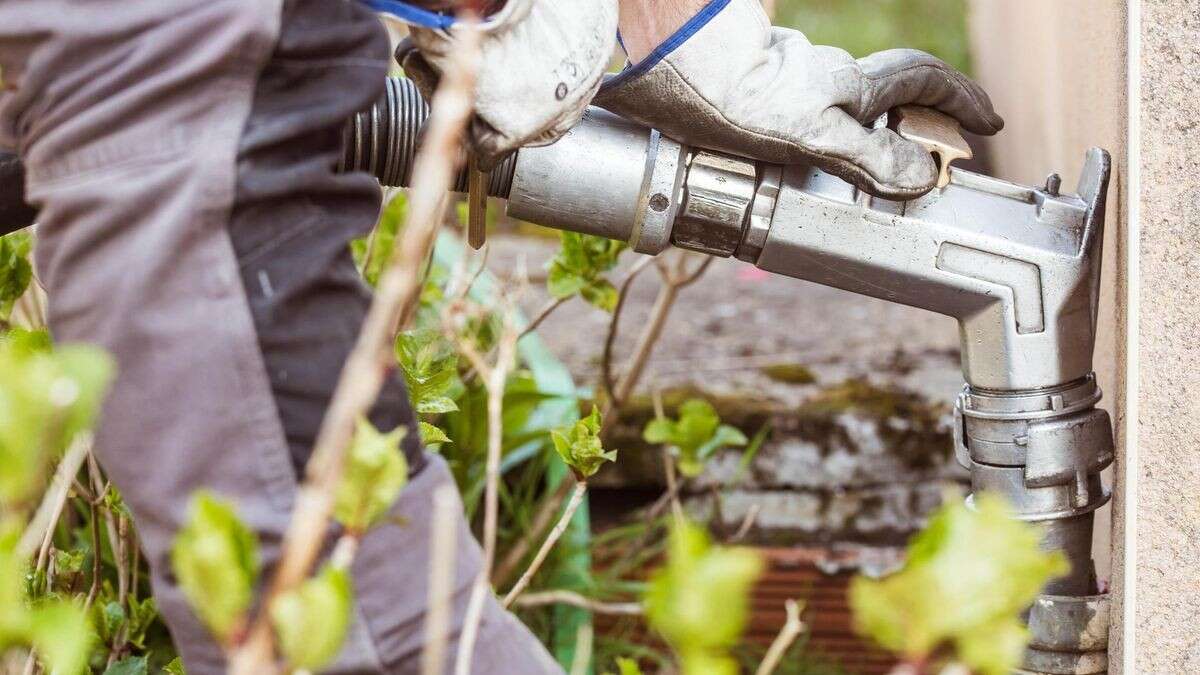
[420,485,459,675]
[517,295,568,341]
[600,256,655,404]
[512,590,643,616]
[602,252,712,429]
[755,599,805,675]
[18,433,91,560]
[501,480,586,608]
[449,295,519,675]
[491,475,573,588]
[227,21,481,673]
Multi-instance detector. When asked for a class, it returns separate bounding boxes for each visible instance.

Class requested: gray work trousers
[0,1,560,672]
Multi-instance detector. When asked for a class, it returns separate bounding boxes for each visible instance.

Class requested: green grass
[774,0,972,74]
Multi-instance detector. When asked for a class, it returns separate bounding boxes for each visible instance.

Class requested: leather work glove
[593,0,1004,201]
[383,0,618,169]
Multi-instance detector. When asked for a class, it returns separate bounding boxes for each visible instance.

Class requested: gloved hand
[593,0,1004,200]
[388,0,618,169]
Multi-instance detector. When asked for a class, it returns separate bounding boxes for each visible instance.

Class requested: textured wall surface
[1136,0,1200,670]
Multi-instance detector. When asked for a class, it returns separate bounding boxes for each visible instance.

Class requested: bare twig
[601,256,655,403]
[450,297,519,675]
[512,590,643,616]
[755,599,805,675]
[603,252,712,428]
[228,20,481,674]
[491,476,574,588]
[661,446,685,527]
[421,485,459,675]
[19,433,91,560]
[502,480,587,608]
[517,295,568,341]
[728,503,761,543]
[329,535,359,571]
[84,501,102,610]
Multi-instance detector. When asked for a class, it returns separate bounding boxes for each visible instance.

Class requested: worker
[0,0,1000,672]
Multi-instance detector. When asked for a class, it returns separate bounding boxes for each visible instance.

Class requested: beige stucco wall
[972,0,1200,671]
[1134,0,1200,670]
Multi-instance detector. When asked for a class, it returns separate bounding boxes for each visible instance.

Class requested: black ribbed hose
[339,77,517,197]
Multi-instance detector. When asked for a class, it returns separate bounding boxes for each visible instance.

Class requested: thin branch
[329,535,359,571]
[18,433,91,560]
[607,276,677,417]
[501,480,587,608]
[728,503,761,543]
[512,590,643,616]
[755,599,805,675]
[421,485,459,675]
[452,301,519,675]
[228,21,482,674]
[661,446,685,527]
[601,257,655,404]
[602,251,712,428]
[491,476,574,588]
[516,295,568,341]
[84,500,102,610]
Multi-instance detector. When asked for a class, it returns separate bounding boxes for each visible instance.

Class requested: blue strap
[360,0,456,29]
[602,0,731,91]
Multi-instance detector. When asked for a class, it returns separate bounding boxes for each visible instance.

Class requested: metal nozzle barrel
[339,77,517,199]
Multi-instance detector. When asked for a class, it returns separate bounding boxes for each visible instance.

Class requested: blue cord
[360,0,456,29]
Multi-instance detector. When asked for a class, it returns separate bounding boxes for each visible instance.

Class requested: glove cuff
[603,0,732,94]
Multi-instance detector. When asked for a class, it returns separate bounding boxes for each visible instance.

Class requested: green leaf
[416,396,458,415]
[613,657,644,675]
[28,601,92,675]
[352,192,406,287]
[641,399,747,478]
[580,279,619,313]
[271,566,353,671]
[0,231,32,322]
[849,493,1069,675]
[550,406,616,478]
[0,339,114,507]
[545,232,625,311]
[170,492,259,644]
[334,419,409,534]
[395,330,461,416]
[644,521,763,675]
[163,657,187,675]
[101,655,148,675]
[100,600,125,642]
[418,421,452,446]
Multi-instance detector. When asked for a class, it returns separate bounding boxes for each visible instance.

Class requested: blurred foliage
[546,232,626,313]
[644,521,764,675]
[850,493,1069,674]
[335,419,409,535]
[775,0,972,74]
[0,330,113,508]
[170,492,259,646]
[270,565,353,671]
